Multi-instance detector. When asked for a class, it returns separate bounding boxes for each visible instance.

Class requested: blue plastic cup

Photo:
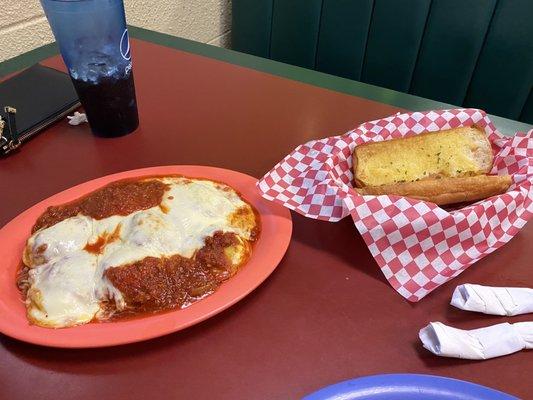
[40,0,139,137]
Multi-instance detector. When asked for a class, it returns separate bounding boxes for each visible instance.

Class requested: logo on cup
[120,29,131,61]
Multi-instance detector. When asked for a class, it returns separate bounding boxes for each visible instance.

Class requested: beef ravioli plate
[17,175,260,328]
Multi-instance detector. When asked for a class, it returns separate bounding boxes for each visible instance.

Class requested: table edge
[1,25,530,136]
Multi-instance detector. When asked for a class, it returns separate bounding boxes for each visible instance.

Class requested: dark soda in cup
[72,73,138,137]
[41,0,139,137]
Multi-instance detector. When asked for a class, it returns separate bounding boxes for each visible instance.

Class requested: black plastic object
[0,64,80,155]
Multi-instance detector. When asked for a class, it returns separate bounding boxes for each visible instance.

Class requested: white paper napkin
[451,284,533,316]
[67,112,88,125]
[419,322,533,360]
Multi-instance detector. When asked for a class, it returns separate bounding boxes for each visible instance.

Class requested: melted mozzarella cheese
[27,252,99,327]
[23,177,256,328]
[23,216,93,266]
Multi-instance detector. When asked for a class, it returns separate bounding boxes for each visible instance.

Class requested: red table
[1,36,531,399]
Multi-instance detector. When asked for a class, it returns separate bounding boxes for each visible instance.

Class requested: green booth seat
[232,0,533,124]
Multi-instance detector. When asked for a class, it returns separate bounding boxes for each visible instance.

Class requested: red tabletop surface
[1,39,531,399]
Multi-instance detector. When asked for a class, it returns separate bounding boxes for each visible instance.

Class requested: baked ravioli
[17,176,260,328]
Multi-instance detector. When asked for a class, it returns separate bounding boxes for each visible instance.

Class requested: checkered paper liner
[257,109,533,301]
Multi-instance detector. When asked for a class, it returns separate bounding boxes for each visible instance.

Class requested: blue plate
[303,374,518,400]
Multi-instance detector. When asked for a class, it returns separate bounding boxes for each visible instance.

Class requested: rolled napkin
[419,321,533,360]
[451,284,533,316]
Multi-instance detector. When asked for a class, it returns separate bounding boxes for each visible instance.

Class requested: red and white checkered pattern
[257,109,533,301]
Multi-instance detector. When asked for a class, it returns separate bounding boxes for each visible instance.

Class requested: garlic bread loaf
[353,126,511,205]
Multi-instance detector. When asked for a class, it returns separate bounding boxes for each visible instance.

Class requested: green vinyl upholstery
[232,0,533,124]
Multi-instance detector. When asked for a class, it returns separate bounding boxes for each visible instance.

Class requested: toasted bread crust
[355,175,512,205]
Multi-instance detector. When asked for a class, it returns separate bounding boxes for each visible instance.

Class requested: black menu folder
[0,64,80,156]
